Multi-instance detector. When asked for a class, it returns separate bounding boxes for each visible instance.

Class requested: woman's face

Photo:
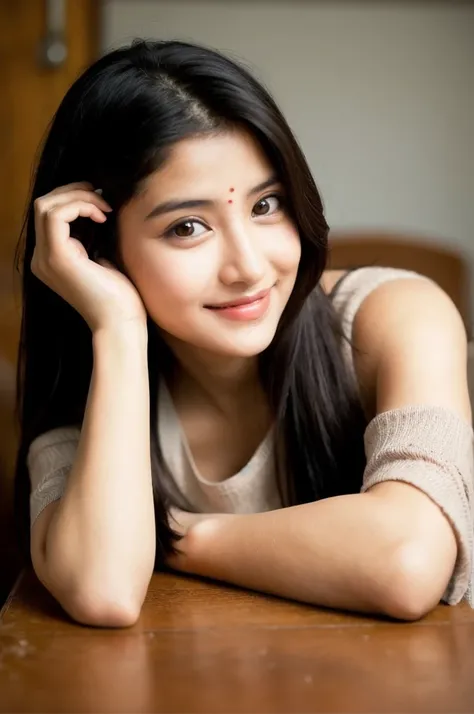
[118,129,301,359]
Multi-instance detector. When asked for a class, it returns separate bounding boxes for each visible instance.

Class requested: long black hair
[14,39,367,566]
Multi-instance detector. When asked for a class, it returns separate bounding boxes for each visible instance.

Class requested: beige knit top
[27,267,474,606]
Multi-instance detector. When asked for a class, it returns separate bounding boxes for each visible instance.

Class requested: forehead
[142,129,274,197]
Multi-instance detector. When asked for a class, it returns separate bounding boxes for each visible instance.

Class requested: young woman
[14,40,473,628]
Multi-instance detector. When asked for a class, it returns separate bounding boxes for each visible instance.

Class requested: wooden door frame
[0,0,101,604]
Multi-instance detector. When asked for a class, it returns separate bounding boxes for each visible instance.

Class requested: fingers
[34,183,113,256]
[47,181,94,196]
[34,200,109,262]
[35,188,112,217]
[46,200,109,226]
[32,183,114,279]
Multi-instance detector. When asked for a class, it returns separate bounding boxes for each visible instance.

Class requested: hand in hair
[32,182,147,332]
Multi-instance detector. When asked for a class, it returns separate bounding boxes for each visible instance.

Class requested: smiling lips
[205,288,272,321]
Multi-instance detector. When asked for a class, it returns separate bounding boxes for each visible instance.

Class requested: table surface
[1,569,474,713]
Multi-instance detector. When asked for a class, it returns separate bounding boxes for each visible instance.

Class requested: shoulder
[352,272,471,420]
[320,267,471,422]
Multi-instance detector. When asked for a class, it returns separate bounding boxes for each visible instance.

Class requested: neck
[164,337,262,416]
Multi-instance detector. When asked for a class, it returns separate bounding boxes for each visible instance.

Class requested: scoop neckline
[158,379,274,488]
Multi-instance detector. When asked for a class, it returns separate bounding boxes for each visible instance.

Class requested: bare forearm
[173,483,456,620]
[45,324,155,606]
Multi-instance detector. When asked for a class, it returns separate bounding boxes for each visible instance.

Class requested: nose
[218,226,266,287]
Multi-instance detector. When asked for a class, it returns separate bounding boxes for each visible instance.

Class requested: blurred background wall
[0,0,98,603]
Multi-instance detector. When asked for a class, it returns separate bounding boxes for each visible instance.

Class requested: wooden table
[1,569,474,713]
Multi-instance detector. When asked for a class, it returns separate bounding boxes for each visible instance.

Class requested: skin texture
[118,130,301,364]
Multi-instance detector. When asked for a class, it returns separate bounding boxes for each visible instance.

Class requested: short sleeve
[27,426,81,527]
[362,404,474,606]
[330,267,434,399]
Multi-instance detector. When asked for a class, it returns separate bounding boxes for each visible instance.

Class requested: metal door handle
[38,0,67,68]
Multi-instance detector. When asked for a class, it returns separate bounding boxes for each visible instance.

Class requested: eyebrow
[144,175,280,220]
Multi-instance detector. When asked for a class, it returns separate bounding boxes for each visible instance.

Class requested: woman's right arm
[31,323,154,628]
[29,183,155,627]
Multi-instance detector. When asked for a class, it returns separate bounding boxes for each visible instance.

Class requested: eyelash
[162,192,285,241]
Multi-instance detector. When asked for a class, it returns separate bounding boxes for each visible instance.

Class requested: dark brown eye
[253,199,269,215]
[252,195,282,217]
[175,221,195,237]
[164,219,208,240]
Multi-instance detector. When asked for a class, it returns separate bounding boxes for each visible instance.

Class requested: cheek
[123,242,213,314]
[270,225,301,274]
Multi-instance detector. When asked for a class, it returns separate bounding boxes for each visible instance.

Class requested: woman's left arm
[167,278,472,621]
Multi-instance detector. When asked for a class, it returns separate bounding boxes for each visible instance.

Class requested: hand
[32,182,148,332]
[168,506,217,538]
[166,507,236,572]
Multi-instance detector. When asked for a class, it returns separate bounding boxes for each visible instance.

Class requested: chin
[202,323,279,358]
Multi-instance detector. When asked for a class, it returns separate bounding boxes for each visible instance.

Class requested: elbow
[65,587,143,628]
[376,542,448,622]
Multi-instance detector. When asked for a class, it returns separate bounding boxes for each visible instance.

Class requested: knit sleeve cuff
[27,427,80,526]
[362,405,474,606]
